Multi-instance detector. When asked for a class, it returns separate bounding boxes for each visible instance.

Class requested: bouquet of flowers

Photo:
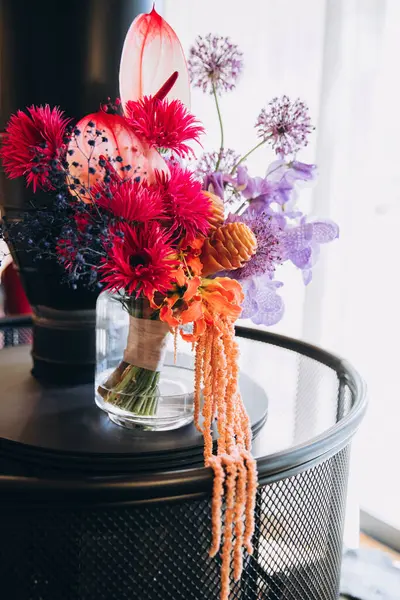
[0,8,338,599]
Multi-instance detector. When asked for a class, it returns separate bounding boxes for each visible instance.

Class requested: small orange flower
[180,237,204,276]
[160,275,243,341]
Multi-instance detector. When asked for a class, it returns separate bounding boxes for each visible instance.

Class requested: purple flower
[188,34,243,95]
[267,159,317,184]
[195,149,240,180]
[281,218,339,284]
[241,277,285,326]
[233,166,284,214]
[226,211,282,280]
[234,167,291,216]
[196,149,243,204]
[203,171,225,200]
[287,160,317,182]
[235,159,317,217]
[255,96,314,156]
[236,166,275,202]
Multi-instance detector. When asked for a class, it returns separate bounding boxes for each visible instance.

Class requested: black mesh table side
[0,447,353,600]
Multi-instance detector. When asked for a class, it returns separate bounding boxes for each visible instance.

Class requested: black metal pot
[0,0,153,384]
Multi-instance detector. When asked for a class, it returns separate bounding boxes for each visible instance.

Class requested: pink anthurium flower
[119,7,190,110]
[66,111,168,201]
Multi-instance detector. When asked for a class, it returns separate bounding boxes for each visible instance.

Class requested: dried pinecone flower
[188,34,243,95]
[204,191,225,230]
[201,222,257,277]
[255,96,313,156]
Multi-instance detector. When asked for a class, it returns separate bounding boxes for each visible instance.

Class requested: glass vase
[95,291,195,431]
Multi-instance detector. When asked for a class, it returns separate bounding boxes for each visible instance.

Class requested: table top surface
[0,344,268,473]
[0,329,366,481]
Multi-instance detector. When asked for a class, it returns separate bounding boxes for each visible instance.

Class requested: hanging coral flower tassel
[194,317,258,600]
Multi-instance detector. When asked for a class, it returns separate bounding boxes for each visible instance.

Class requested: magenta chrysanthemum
[99,222,176,300]
[255,96,313,157]
[95,179,164,223]
[156,164,212,243]
[125,96,204,157]
[0,105,71,191]
[188,34,243,95]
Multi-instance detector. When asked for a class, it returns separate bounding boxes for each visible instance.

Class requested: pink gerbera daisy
[156,164,212,243]
[0,104,71,191]
[99,222,177,300]
[95,178,164,223]
[125,96,204,158]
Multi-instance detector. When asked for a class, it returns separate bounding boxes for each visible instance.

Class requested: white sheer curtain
[164,0,400,535]
[307,0,400,535]
[297,0,400,537]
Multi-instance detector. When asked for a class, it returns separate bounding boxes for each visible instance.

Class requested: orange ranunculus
[160,276,244,341]
[119,8,190,111]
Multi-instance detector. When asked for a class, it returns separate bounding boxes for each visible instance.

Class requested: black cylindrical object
[0,0,154,384]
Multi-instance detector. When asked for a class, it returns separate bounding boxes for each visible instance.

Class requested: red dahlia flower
[156,164,212,243]
[95,178,164,223]
[99,222,177,300]
[125,96,203,157]
[0,105,71,192]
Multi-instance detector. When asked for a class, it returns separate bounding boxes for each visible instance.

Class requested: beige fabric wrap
[123,316,170,372]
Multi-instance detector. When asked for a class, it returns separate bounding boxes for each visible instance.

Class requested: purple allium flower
[241,277,285,326]
[196,149,242,203]
[226,211,282,280]
[281,217,339,284]
[255,96,314,156]
[188,34,243,95]
[195,149,240,179]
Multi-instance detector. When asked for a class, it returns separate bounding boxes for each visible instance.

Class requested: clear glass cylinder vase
[95,291,195,431]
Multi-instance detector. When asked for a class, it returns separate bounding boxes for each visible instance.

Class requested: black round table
[0,320,366,600]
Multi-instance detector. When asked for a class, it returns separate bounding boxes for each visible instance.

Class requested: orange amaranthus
[159,260,258,598]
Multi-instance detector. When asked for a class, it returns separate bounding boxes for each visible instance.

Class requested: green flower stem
[212,82,225,171]
[230,137,271,175]
[105,362,161,416]
[101,297,166,418]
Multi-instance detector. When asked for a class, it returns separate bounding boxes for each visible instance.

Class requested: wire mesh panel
[253,448,350,600]
[0,447,350,600]
[238,335,354,459]
[0,317,32,348]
